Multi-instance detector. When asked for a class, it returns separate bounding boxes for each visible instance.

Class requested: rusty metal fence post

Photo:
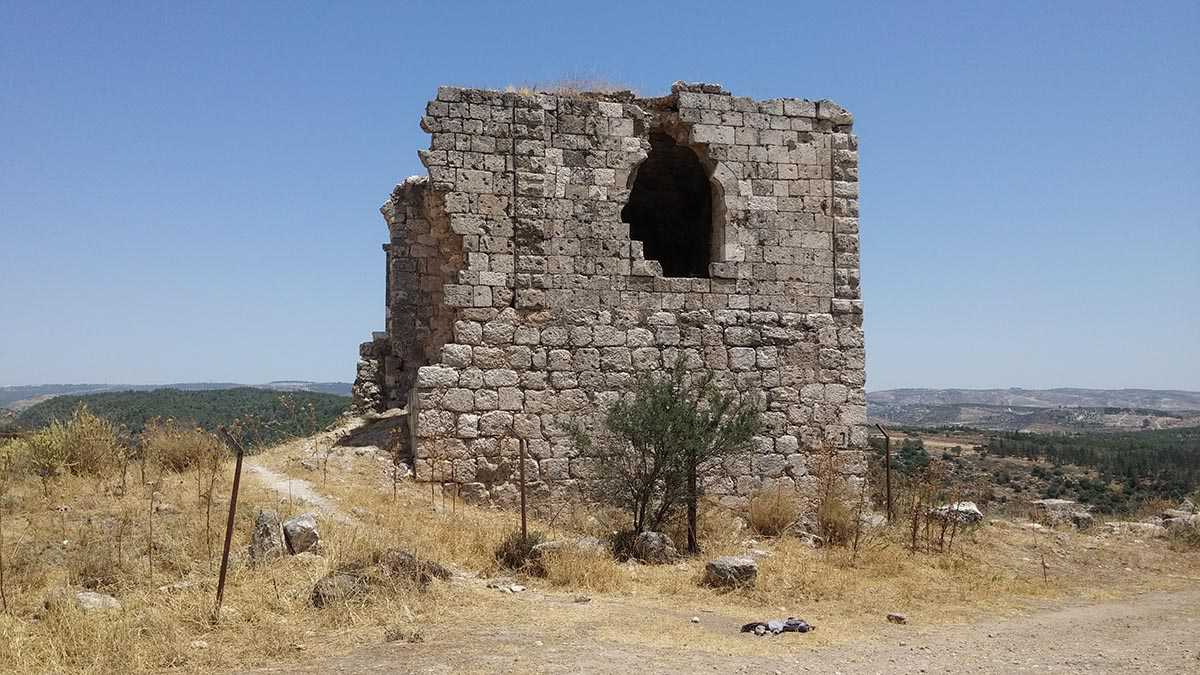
[214,427,246,622]
[518,438,528,543]
[876,423,893,523]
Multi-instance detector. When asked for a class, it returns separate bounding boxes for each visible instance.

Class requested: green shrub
[569,362,759,538]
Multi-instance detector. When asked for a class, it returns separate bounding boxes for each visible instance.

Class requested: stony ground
[237,423,1200,675]
[243,586,1199,674]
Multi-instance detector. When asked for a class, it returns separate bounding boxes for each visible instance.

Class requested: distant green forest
[984,427,1200,509]
[10,388,350,445]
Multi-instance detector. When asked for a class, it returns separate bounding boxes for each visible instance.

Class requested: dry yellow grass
[2,418,1197,673]
[747,486,800,537]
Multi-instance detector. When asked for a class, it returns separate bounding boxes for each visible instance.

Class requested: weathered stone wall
[354,81,865,507]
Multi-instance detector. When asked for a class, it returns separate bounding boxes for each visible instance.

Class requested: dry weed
[748,486,800,537]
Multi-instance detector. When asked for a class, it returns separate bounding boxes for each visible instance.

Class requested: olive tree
[571,362,759,553]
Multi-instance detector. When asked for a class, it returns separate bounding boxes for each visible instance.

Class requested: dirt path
[244,461,351,523]
[245,586,1198,674]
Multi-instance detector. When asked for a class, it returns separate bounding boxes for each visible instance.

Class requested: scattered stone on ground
[486,578,527,593]
[248,509,285,562]
[929,501,984,524]
[632,531,678,564]
[690,616,701,624]
[887,612,908,624]
[283,512,321,554]
[374,548,452,587]
[703,556,759,588]
[311,573,366,608]
[1106,521,1167,538]
[190,640,209,650]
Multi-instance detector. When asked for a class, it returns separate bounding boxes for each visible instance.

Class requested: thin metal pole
[876,423,893,523]
[518,438,527,543]
[147,488,154,585]
[214,427,246,622]
[0,476,7,614]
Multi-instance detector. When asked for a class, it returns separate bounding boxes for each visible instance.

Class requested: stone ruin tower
[353,81,865,507]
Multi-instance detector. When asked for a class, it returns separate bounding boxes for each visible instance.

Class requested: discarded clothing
[740,617,813,636]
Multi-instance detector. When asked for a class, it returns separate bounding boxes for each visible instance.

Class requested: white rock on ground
[74,591,122,612]
[929,501,983,524]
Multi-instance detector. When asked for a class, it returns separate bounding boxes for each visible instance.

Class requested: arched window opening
[621,133,713,278]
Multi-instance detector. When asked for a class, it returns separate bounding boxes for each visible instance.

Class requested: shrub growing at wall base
[570,362,759,547]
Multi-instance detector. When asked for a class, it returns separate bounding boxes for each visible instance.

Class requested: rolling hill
[0,381,353,412]
[9,387,351,444]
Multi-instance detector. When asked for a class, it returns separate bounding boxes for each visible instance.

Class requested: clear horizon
[2,1,1197,390]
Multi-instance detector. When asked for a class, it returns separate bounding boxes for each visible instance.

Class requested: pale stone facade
[353,81,865,507]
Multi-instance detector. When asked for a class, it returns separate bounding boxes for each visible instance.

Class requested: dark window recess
[621,133,712,278]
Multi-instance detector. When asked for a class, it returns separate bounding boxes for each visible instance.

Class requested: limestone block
[416,366,458,388]
[431,333,471,365]
[479,411,514,436]
[443,388,475,412]
[729,347,757,371]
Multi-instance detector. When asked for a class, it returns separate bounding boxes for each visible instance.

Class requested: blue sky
[1,1,1197,390]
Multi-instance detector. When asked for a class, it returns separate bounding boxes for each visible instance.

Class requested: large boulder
[248,509,285,562]
[283,512,320,554]
[632,531,678,564]
[929,501,983,525]
[703,556,758,588]
[311,573,366,608]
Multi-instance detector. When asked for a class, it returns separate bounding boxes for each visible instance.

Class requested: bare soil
[244,584,1200,674]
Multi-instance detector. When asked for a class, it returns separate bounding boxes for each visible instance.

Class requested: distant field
[10,387,350,444]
